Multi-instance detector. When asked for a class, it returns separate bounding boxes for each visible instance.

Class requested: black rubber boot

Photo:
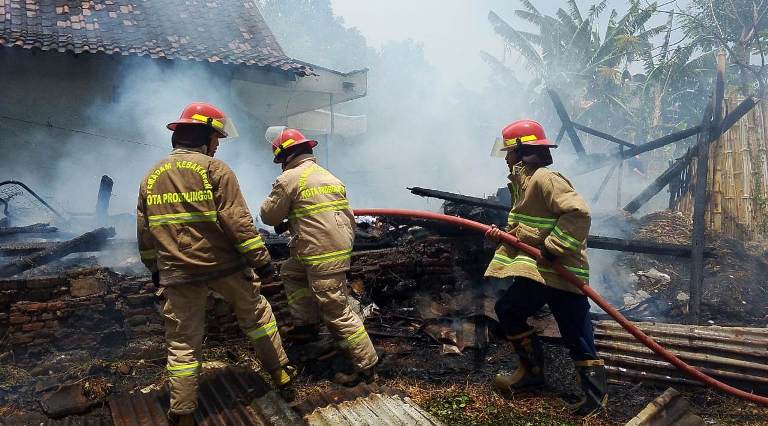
[332,365,378,387]
[167,412,195,426]
[271,365,298,401]
[568,359,608,416]
[494,331,545,398]
[284,324,321,343]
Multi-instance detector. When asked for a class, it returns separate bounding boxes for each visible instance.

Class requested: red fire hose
[354,208,768,405]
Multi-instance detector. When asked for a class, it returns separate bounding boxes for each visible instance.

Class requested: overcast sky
[330,0,685,88]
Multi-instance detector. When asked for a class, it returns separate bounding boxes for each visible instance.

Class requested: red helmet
[500,119,557,151]
[167,102,237,138]
[271,128,318,163]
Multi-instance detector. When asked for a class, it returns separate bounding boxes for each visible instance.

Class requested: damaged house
[0,0,366,214]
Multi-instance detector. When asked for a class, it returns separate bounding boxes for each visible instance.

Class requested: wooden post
[617,146,624,208]
[689,104,712,324]
[95,175,113,222]
[689,52,725,324]
[592,162,618,204]
[555,125,566,145]
[547,89,587,157]
[623,97,756,214]
[571,122,635,148]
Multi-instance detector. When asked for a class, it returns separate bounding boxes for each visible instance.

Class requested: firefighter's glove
[151,271,160,287]
[274,220,290,235]
[485,224,504,241]
[255,263,277,285]
[540,247,558,263]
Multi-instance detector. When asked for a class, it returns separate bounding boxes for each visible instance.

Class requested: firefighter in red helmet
[137,103,293,425]
[486,119,607,416]
[260,128,379,386]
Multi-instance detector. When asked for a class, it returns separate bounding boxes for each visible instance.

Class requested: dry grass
[0,365,32,387]
[0,404,24,417]
[384,376,612,426]
[83,377,113,401]
[689,390,768,426]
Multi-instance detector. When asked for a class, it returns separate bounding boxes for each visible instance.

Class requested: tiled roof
[0,0,312,75]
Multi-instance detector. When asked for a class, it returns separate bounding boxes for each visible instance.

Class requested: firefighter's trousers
[162,270,288,415]
[281,258,378,370]
[494,276,599,362]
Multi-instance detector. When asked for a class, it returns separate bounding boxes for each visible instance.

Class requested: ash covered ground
[1,212,767,425]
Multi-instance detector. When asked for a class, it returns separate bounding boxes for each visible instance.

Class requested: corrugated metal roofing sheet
[595,321,768,393]
[305,393,442,426]
[108,367,302,426]
[0,0,312,75]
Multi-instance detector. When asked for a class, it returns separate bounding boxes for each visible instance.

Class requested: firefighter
[485,119,607,416]
[137,103,293,426]
[260,129,378,386]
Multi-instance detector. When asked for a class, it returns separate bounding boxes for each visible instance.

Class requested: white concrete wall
[0,48,280,225]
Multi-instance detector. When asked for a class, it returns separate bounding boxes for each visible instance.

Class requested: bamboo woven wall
[672,97,768,241]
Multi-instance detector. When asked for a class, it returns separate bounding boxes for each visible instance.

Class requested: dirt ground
[3,326,768,425]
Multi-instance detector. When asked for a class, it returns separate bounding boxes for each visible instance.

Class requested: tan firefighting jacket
[484,163,591,294]
[137,148,270,285]
[260,154,355,276]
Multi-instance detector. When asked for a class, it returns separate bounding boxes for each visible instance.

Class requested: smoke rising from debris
[0,1,673,305]
[0,56,280,236]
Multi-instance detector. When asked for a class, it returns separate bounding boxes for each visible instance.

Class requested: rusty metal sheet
[109,367,301,426]
[625,387,704,426]
[594,321,768,393]
[295,383,388,415]
[304,393,442,426]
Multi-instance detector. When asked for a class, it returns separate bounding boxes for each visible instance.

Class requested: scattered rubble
[625,387,703,426]
[621,210,768,325]
[1,201,767,424]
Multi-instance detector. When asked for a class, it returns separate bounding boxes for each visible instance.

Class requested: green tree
[487,0,718,151]
[680,0,768,95]
[488,0,665,129]
[258,0,371,71]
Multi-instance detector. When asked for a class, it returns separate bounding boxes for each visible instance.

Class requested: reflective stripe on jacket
[260,155,355,275]
[137,148,270,284]
[484,164,591,294]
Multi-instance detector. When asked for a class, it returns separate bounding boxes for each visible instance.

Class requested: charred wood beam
[95,175,113,221]
[587,235,714,258]
[548,89,586,157]
[621,126,702,159]
[0,239,146,257]
[0,227,115,278]
[689,101,714,326]
[0,223,57,236]
[623,152,694,214]
[408,187,510,211]
[410,187,717,257]
[409,187,712,256]
[571,122,635,148]
[592,162,619,204]
[580,96,757,176]
[691,54,726,325]
[555,125,566,145]
[623,96,757,214]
